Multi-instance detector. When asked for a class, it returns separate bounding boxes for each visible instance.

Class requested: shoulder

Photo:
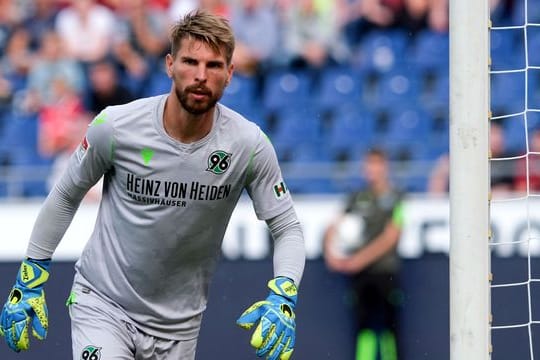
[102,95,162,124]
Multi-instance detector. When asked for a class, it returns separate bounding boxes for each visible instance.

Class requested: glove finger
[278,330,295,360]
[266,332,286,360]
[236,301,267,329]
[5,318,29,352]
[280,347,294,360]
[256,315,284,357]
[251,319,275,351]
[30,311,47,340]
[254,308,283,350]
[28,295,48,340]
[28,296,48,327]
[260,319,290,358]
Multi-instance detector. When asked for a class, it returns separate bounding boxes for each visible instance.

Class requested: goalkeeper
[0,10,305,360]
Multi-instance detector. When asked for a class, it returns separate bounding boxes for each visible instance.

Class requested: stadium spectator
[341,0,448,49]
[55,0,117,64]
[21,0,60,51]
[167,0,199,21]
[0,26,34,99]
[36,72,95,198]
[489,121,516,193]
[0,0,25,55]
[514,127,540,193]
[229,0,280,76]
[277,0,350,70]
[198,0,230,19]
[490,0,515,26]
[426,152,449,194]
[24,30,85,111]
[84,57,135,115]
[397,0,448,34]
[324,148,404,360]
[37,77,88,159]
[111,0,170,95]
[113,0,170,61]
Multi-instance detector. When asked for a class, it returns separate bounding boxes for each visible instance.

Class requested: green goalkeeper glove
[0,258,50,352]
[237,277,298,360]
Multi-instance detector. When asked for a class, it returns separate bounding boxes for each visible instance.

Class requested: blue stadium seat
[0,111,52,197]
[262,69,313,113]
[357,29,410,73]
[371,67,422,109]
[220,74,259,110]
[491,71,526,115]
[527,28,540,67]
[143,70,171,97]
[490,29,523,71]
[326,106,375,160]
[381,106,433,147]
[280,145,335,194]
[270,107,322,151]
[422,71,448,110]
[411,30,449,72]
[503,111,540,154]
[425,106,449,158]
[512,0,540,25]
[503,114,528,154]
[288,143,330,163]
[315,65,363,113]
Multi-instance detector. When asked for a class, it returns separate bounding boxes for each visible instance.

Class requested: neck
[372,180,390,195]
[163,95,215,143]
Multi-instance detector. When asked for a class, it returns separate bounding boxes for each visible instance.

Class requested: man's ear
[165,54,174,78]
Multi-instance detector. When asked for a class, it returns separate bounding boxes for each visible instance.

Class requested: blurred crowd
[0,0,453,196]
[0,0,530,198]
[0,0,451,116]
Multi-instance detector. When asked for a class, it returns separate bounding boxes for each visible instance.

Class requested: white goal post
[449,0,491,358]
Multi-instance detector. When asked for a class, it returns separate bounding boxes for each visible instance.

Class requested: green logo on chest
[207,150,232,175]
[141,148,154,166]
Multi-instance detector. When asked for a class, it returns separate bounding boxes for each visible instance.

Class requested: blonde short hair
[169,10,235,64]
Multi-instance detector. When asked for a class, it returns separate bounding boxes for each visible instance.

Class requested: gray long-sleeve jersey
[25,95,305,340]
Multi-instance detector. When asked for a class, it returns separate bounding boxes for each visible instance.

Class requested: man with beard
[0,10,305,360]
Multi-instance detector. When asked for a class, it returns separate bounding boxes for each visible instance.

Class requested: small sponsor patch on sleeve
[273,181,288,199]
[76,136,90,162]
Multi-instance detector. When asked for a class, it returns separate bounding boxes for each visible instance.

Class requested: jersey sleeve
[64,110,115,190]
[245,130,294,220]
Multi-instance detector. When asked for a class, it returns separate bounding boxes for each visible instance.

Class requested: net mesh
[489,1,540,358]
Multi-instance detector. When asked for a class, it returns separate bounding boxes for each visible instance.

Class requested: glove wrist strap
[17,259,51,289]
[267,277,298,305]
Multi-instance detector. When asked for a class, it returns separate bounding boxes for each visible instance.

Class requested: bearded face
[167,38,232,116]
[174,79,223,115]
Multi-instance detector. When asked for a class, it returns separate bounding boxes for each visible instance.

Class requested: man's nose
[195,65,208,82]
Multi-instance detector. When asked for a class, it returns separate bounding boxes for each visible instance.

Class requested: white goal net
[489,0,540,359]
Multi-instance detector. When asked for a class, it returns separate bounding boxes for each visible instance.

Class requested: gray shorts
[68,282,197,360]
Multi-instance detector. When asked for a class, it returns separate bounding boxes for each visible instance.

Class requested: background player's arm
[326,202,404,274]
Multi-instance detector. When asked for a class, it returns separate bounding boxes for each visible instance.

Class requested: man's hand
[0,258,50,352]
[237,277,297,360]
